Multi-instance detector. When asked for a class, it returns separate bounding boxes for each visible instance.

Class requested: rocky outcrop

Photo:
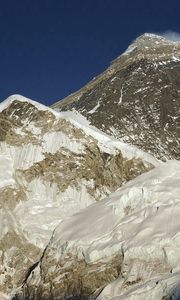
[52,34,180,160]
[22,144,150,198]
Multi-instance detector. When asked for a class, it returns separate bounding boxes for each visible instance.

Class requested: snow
[0,94,59,117]
[97,271,180,300]
[43,131,84,154]
[46,160,180,299]
[0,293,10,300]
[0,155,15,188]
[172,55,180,62]
[52,160,179,252]
[0,94,163,297]
[88,101,101,114]
[118,87,123,104]
[123,45,137,55]
[110,76,117,82]
[134,87,149,93]
[59,110,159,166]
[0,95,158,251]
[0,143,44,169]
[0,95,160,166]
[15,179,95,248]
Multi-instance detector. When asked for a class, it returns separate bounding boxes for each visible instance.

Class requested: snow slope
[20,160,180,300]
[0,94,156,296]
[0,95,156,248]
[47,160,180,263]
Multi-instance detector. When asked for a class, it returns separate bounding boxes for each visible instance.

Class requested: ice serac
[0,95,153,296]
[15,160,180,300]
[52,33,180,160]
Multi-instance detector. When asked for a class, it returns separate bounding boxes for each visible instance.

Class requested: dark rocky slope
[52,33,180,160]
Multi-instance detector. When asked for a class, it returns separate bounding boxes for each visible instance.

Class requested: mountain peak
[135,32,179,45]
[0,94,58,116]
[124,32,180,55]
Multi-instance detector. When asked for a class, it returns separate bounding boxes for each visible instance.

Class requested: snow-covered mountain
[1,33,180,300]
[15,160,180,300]
[52,33,180,161]
[0,95,153,297]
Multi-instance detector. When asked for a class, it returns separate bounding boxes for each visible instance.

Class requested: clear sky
[0,0,180,105]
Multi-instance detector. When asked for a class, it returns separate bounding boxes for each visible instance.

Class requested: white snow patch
[0,94,59,116]
[97,271,180,300]
[0,143,44,169]
[110,77,117,82]
[43,131,84,154]
[118,87,123,105]
[0,155,15,187]
[123,45,137,55]
[15,179,95,248]
[88,101,101,114]
[0,293,10,300]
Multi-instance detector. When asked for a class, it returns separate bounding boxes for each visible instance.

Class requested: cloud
[160,30,180,42]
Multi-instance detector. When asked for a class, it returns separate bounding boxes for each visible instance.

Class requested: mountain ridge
[52,33,180,161]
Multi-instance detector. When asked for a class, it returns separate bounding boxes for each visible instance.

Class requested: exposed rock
[52,34,180,160]
[22,144,151,199]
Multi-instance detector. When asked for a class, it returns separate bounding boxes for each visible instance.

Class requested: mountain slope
[0,95,154,296]
[52,33,180,160]
[15,160,180,300]
[2,32,180,300]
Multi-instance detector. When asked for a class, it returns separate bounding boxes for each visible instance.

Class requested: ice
[45,160,180,299]
[0,155,15,188]
[43,131,84,154]
[50,161,180,268]
[0,293,10,300]
[14,179,95,248]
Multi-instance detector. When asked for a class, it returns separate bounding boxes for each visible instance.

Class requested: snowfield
[22,160,180,300]
[51,160,180,264]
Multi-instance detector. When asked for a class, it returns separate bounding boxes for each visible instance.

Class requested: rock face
[52,33,180,160]
[15,161,180,300]
[0,95,153,296]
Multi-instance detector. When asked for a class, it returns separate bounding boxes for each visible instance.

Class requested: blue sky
[0,0,180,105]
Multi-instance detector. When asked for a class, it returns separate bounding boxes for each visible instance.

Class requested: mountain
[52,33,180,161]
[1,33,180,300]
[0,95,154,297]
[15,160,180,300]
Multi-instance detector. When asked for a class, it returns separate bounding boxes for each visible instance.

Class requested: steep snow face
[0,95,154,295]
[52,33,180,161]
[0,293,10,300]
[97,272,180,300]
[0,155,15,188]
[18,160,180,300]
